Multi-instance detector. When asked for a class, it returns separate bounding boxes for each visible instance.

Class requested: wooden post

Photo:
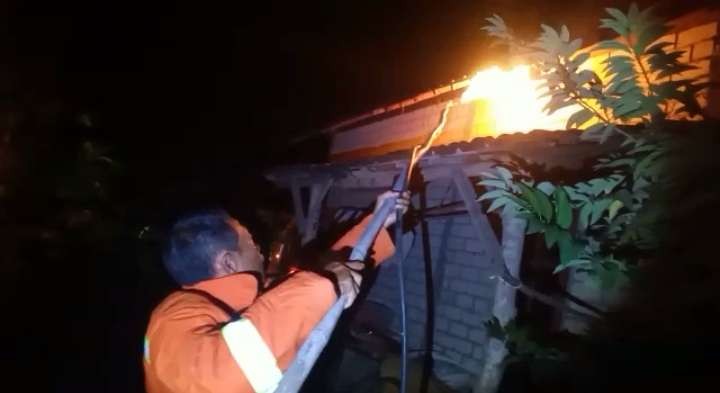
[707,20,720,119]
[301,178,333,245]
[451,169,504,266]
[450,168,527,393]
[290,178,306,232]
[474,213,526,393]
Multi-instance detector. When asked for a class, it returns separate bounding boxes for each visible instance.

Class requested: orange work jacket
[144,214,395,393]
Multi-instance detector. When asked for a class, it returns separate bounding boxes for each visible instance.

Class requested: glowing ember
[460,65,579,136]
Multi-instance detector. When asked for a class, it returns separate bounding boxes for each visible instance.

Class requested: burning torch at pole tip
[407,101,454,177]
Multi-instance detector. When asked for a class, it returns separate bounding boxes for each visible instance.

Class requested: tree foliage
[485,317,565,364]
[479,4,706,288]
[484,3,707,142]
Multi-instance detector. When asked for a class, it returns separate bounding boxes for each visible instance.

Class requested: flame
[460,65,579,136]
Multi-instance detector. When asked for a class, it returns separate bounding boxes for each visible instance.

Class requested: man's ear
[213,250,243,276]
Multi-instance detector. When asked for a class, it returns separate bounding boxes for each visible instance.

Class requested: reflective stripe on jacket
[144,214,395,393]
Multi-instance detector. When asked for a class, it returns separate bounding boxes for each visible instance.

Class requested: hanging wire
[395,207,408,393]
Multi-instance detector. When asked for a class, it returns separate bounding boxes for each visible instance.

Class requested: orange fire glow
[460,65,580,137]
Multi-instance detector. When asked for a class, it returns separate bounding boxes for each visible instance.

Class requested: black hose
[395,207,408,393]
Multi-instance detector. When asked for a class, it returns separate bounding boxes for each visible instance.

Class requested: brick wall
[327,178,500,377]
[580,17,719,119]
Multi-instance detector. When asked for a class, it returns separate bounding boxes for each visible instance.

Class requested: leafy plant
[478,4,704,288]
[483,3,707,142]
[485,317,565,363]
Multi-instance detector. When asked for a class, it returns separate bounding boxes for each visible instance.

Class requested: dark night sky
[6,2,706,144]
[5,1,493,160]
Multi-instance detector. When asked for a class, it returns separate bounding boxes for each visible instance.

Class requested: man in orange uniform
[144,191,410,393]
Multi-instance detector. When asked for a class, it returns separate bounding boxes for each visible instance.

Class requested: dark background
[0,0,716,391]
[5,0,710,172]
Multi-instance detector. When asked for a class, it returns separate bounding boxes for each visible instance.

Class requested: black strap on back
[179,272,263,326]
[180,288,245,323]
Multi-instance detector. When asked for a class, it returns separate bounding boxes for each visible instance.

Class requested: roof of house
[267,129,623,189]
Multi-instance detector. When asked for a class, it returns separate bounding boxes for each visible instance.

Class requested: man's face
[228,219,265,274]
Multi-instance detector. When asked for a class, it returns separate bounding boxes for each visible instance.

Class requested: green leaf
[487,196,508,213]
[621,136,637,147]
[603,55,635,70]
[507,193,530,210]
[599,126,616,143]
[560,25,570,41]
[565,185,589,203]
[587,178,609,196]
[479,189,508,201]
[536,181,556,195]
[596,39,630,51]
[539,24,563,54]
[581,123,609,142]
[638,5,657,22]
[544,225,560,248]
[557,231,579,266]
[635,23,666,54]
[633,149,663,180]
[482,15,511,40]
[604,174,625,193]
[535,186,554,223]
[479,179,508,189]
[567,38,583,56]
[614,189,634,209]
[566,108,594,129]
[595,157,635,169]
[539,87,561,99]
[608,200,624,220]
[553,258,591,274]
[591,198,613,224]
[525,215,545,234]
[553,187,572,230]
[496,166,513,182]
[582,122,604,137]
[614,79,640,95]
[578,202,592,231]
[628,3,640,20]
[632,176,649,192]
[600,18,628,36]
[480,171,500,180]
[598,262,623,289]
[613,96,643,117]
[517,182,541,216]
[573,69,596,85]
[576,181,592,195]
[502,203,518,217]
[540,24,560,41]
[605,8,628,25]
[544,94,575,115]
